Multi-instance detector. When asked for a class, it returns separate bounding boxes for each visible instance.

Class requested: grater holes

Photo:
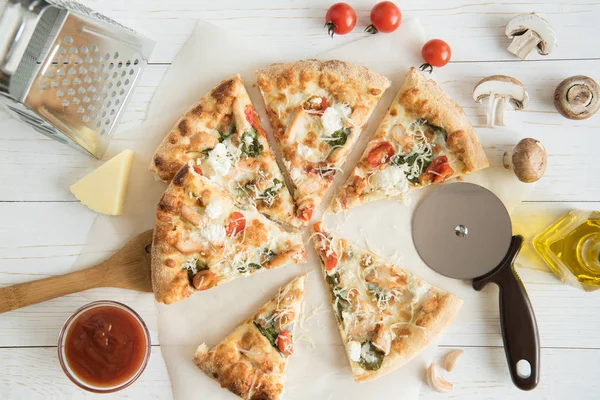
[124,79,130,86]
[92,94,99,101]
[78,66,87,74]
[134,59,139,65]
[120,70,126,77]
[80,45,88,54]
[104,53,110,61]
[91,44,99,52]
[39,82,47,90]
[74,57,83,64]
[91,112,98,120]
[68,67,76,75]
[82,115,89,122]
[126,60,131,67]
[69,46,78,54]
[98,84,105,91]
[111,91,116,98]
[77,106,84,114]
[99,64,105,72]
[83,76,91,84]
[58,47,66,56]
[61,99,69,107]
[87,85,96,93]
[129,69,134,76]
[45,71,54,78]
[117,62,123,68]
[56,69,65,77]
[102,93,108,99]
[107,100,112,108]
[50,81,58,89]
[108,63,114,70]
[113,52,119,59]
[85,55,93,64]
[87,104,95,111]
[110,109,115,116]
[119,89,124,96]
[115,99,120,106]
[67,88,75,96]
[116,81,122,88]
[56,90,64,98]
[73,77,81,85]
[83,96,91,103]
[112,72,118,79]
[107,82,113,89]
[96,121,102,128]
[63,58,70,65]
[93,75,100,82]
[62,79,70,86]
[105,118,110,125]
[72,97,80,104]
[95,54,103,62]
[77,86,85,94]
[101,129,106,135]
[63,36,73,44]
[89,65,97,73]
[101,111,107,118]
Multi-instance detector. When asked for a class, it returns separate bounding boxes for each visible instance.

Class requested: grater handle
[0,0,26,92]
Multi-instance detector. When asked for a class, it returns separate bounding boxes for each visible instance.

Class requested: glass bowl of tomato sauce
[58,300,151,393]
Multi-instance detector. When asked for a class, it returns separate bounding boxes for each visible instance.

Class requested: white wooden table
[1,1,599,398]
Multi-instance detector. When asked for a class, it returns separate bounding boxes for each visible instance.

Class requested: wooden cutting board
[0,230,153,314]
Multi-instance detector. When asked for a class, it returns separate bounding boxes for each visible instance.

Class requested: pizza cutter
[412,182,540,391]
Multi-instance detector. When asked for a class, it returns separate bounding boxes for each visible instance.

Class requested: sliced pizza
[311,222,462,383]
[193,274,306,400]
[331,67,488,213]
[150,75,302,228]
[256,60,390,222]
[150,164,307,304]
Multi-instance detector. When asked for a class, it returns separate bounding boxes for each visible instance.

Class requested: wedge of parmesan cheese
[69,149,134,215]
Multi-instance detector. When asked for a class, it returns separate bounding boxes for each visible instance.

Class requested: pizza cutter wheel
[412,182,540,391]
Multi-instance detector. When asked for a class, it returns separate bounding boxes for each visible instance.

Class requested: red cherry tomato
[244,104,266,137]
[192,165,203,175]
[299,206,314,222]
[420,39,452,73]
[366,1,402,34]
[225,211,246,237]
[277,330,294,355]
[420,155,454,184]
[367,141,396,168]
[325,3,357,38]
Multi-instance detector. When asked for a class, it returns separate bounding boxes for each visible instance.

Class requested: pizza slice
[150,164,307,304]
[330,67,489,213]
[311,222,462,383]
[256,60,390,222]
[150,75,302,228]
[193,274,306,400]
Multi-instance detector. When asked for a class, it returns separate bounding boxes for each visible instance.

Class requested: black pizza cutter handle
[472,235,540,391]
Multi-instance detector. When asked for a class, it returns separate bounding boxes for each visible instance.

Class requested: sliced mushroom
[505,13,556,60]
[554,75,600,120]
[503,138,547,183]
[443,350,464,372]
[426,362,453,393]
[473,76,529,127]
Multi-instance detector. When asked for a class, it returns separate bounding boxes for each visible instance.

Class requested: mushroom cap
[505,13,556,55]
[473,75,530,109]
[511,138,547,183]
[554,75,600,120]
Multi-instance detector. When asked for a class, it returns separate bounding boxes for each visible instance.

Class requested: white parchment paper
[72,19,533,400]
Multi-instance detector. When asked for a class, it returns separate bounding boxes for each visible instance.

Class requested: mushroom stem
[486,96,497,127]
[495,97,507,126]
[507,30,542,60]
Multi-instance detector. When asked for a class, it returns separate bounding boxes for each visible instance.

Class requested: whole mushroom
[505,13,556,60]
[503,138,547,183]
[554,75,600,120]
[473,75,529,127]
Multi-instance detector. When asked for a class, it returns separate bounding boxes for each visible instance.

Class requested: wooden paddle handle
[0,264,107,314]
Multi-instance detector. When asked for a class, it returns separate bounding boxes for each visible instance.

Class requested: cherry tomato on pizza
[419,155,454,184]
[225,211,246,237]
[277,330,294,355]
[366,1,402,34]
[420,39,452,73]
[325,3,357,38]
[367,141,396,168]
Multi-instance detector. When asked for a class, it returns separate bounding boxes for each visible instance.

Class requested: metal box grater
[0,0,155,158]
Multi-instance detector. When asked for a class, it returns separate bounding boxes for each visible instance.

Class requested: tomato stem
[364,24,378,34]
[419,63,434,74]
[325,21,337,38]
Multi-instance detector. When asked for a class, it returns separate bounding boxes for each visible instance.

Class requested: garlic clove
[426,362,454,393]
[443,349,464,372]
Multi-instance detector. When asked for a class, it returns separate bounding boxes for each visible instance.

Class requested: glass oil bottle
[533,210,600,291]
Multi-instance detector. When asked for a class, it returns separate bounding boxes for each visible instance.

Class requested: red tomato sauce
[64,306,148,388]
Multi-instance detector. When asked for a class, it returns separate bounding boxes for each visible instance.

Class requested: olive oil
[533,210,600,291]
